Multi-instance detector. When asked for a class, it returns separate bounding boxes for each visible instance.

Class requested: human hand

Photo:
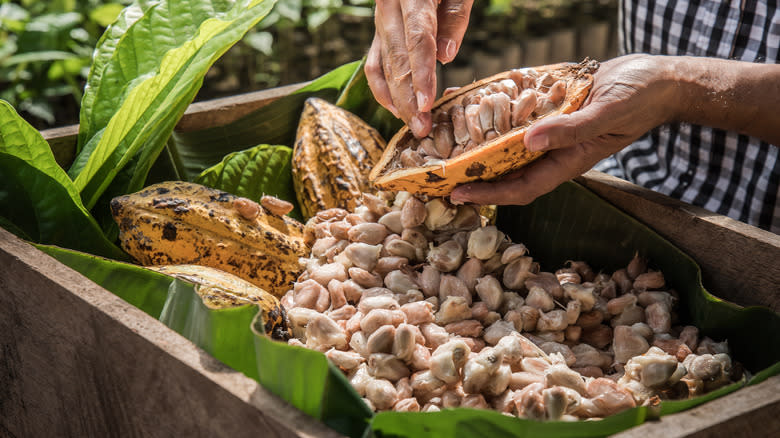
[450,54,679,205]
[365,0,474,138]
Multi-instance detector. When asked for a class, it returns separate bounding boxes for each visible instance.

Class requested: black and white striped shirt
[595,0,780,233]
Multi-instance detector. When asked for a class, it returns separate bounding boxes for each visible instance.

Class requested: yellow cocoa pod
[111,181,307,297]
[292,97,386,220]
[148,264,291,340]
[370,60,598,196]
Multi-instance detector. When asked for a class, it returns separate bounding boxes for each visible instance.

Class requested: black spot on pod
[110,198,123,217]
[466,162,487,177]
[162,222,177,241]
[426,171,445,183]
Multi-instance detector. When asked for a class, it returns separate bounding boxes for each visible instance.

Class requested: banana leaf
[159,279,262,381]
[36,244,168,318]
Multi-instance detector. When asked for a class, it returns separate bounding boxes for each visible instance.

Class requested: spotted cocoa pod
[293,97,386,219]
[111,181,307,297]
[369,60,598,196]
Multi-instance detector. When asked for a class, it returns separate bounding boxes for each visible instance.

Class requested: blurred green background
[0,0,617,130]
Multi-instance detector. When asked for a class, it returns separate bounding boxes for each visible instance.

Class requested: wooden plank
[0,227,341,438]
[610,375,780,438]
[174,82,307,132]
[40,82,307,169]
[42,124,79,169]
[577,170,780,312]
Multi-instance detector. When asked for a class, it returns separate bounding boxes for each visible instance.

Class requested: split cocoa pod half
[292,97,387,220]
[111,181,308,297]
[369,59,599,196]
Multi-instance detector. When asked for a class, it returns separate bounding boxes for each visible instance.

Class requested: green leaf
[244,30,274,55]
[306,9,332,30]
[74,0,152,153]
[0,100,126,259]
[274,0,303,22]
[0,3,30,33]
[15,12,82,52]
[89,3,125,27]
[0,215,32,241]
[69,0,278,212]
[334,5,374,17]
[160,280,262,381]
[195,144,304,220]
[308,0,342,8]
[47,57,87,80]
[18,99,55,124]
[2,50,77,66]
[38,243,370,434]
[36,244,169,318]
[0,3,30,23]
[372,407,645,438]
[0,37,18,61]
[166,60,363,178]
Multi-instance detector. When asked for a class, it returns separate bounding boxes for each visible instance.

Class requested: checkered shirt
[595,0,780,233]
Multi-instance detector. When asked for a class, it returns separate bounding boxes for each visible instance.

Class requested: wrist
[655,56,695,124]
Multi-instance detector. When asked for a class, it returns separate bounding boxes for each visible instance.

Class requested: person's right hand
[365,0,474,138]
[450,54,681,206]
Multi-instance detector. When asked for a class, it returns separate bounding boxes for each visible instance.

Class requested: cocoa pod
[369,60,598,196]
[293,97,386,219]
[111,181,307,297]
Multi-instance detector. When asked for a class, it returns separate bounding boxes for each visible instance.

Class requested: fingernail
[410,115,425,136]
[446,39,457,60]
[416,91,429,111]
[527,134,550,151]
[437,38,457,63]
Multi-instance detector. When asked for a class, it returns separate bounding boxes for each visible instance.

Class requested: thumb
[525,103,607,152]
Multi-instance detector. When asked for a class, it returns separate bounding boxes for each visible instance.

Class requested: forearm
[668,56,780,146]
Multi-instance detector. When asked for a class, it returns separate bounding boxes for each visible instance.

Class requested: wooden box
[2,85,778,437]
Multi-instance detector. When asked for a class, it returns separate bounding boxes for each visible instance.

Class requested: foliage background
[1,0,617,130]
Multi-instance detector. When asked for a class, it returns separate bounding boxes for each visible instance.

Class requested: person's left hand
[450,54,679,205]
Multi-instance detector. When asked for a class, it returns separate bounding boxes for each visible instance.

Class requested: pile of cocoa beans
[400,69,566,168]
[281,192,738,420]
